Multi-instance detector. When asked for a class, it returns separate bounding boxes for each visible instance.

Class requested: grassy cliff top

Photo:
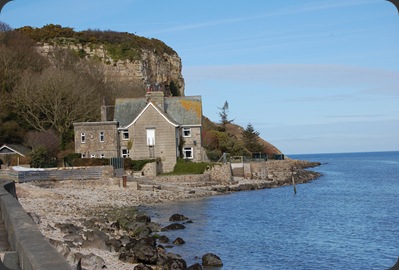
[15,24,177,58]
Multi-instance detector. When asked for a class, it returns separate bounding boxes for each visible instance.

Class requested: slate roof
[114,96,202,128]
[0,144,31,157]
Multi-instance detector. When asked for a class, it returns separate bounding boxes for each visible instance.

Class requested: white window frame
[122,130,129,140]
[183,147,193,159]
[182,127,192,138]
[90,154,96,158]
[81,154,86,158]
[122,149,129,158]
[81,133,86,143]
[100,153,105,159]
[99,131,104,142]
[147,128,155,146]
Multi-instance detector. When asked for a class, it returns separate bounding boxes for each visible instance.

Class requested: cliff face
[35,43,185,95]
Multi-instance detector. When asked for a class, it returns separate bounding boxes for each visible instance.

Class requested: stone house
[73,91,206,173]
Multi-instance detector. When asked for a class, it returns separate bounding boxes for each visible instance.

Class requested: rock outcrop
[35,42,185,95]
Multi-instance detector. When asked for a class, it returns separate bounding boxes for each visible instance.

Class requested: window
[100,154,105,158]
[81,133,86,143]
[122,130,129,140]
[100,131,104,142]
[183,147,193,159]
[122,149,129,158]
[147,128,155,146]
[182,127,191,137]
[90,154,96,158]
[81,154,86,158]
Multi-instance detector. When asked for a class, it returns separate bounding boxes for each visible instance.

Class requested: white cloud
[185,64,399,94]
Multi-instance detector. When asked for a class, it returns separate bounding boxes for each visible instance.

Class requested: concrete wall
[0,166,113,183]
[0,179,72,270]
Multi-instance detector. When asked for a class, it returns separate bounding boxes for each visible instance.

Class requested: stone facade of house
[73,122,119,159]
[73,90,205,173]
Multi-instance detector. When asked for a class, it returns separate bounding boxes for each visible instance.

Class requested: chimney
[101,98,107,121]
[146,89,165,111]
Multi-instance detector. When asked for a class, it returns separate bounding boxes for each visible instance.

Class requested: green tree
[242,123,264,154]
[30,147,49,168]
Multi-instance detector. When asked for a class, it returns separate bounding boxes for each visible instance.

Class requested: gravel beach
[15,160,320,269]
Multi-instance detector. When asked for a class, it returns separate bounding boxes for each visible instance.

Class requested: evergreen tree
[242,123,264,154]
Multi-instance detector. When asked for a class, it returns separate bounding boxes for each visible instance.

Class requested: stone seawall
[154,162,233,187]
[0,179,72,270]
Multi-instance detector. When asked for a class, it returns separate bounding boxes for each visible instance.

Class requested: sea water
[145,151,399,269]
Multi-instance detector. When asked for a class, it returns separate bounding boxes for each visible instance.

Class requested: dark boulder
[74,252,106,269]
[81,229,110,251]
[169,214,189,222]
[135,214,151,223]
[55,223,82,235]
[119,251,137,264]
[161,253,187,270]
[158,235,170,243]
[157,245,167,255]
[202,253,223,267]
[106,238,122,252]
[172,237,185,245]
[131,225,152,239]
[134,263,153,270]
[129,237,158,264]
[187,263,203,270]
[63,233,84,243]
[84,229,109,242]
[161,223,186,231]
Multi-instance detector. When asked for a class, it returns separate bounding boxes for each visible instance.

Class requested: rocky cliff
[36,43,185,95]
[17,25,185,95]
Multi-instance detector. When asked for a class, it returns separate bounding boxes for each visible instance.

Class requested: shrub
[166,159,210,175]
[124,158,156,171]
[68,157,110,167]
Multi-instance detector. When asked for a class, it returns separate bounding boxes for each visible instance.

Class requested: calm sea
[145,151,399,269]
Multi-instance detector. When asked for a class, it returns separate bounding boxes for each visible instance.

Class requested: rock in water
[161,223,186,231]
[169,214,189,222]
[172,237,185,245]
[202,253,223,267]
[187,263,203,270]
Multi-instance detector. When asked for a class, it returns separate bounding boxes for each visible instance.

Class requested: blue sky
[2,0,399,154]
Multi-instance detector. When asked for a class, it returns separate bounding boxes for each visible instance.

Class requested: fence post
[122,175,127,188]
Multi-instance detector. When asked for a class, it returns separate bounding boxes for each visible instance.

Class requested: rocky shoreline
[15,159,321,270]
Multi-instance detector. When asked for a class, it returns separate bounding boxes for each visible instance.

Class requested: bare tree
[12,68,102,141]
[25,130,60,158]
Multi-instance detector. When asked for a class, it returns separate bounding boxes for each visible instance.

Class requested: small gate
[110,157,124,177]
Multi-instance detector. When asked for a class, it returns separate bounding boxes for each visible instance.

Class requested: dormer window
[182,127,191,137]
